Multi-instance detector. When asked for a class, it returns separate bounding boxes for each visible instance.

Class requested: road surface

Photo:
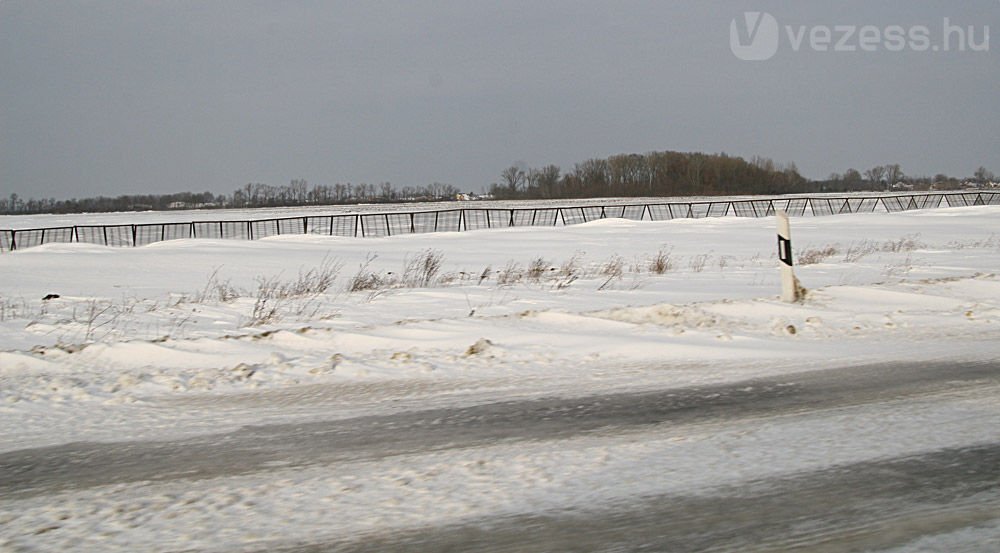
[1,360,998,551]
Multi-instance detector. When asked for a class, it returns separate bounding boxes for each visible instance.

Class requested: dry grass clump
[797,246,839,266]
[648,249,673,274]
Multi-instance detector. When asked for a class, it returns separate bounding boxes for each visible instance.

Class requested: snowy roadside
[1,207,999,451]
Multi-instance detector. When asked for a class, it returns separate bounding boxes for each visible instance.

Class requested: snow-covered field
[1,206,999,551]
[0,190,933,229]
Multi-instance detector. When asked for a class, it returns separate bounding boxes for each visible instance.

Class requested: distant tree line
[487,151,809,200]
[0,150,994,215]
[816,164,996,192]
[227,180,459,208]
[0,190,224,216]
[0,180,461,215]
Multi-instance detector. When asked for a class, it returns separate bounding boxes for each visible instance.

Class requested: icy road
[2,359,998,552]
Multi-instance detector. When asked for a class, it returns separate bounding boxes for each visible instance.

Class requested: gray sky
[1,1,997,199]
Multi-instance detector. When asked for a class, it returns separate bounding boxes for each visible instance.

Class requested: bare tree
[884,164,903,189]
[864,166,886,190]
[843,168,863,189]
[500,165,526,194]
[527,165,561,198]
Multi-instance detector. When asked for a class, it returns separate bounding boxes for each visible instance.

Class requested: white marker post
[776,210,802,302]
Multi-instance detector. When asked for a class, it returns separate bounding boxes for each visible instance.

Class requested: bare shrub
[0,296,32,322]
[843,240,878,262]
[648,249,673,274]
[497,261,523,286]
[883,234,924,253]
[558,253,583,277]
[842,234,924,263]
[191,268,240,303]
[601,255,625,278]
[597,255,625,290]
[688,254,710,273]
[402,249,444,288]
[527,257,549,281]
[248,276,282,326]
[349,254,384,292]
[285,256,342,296]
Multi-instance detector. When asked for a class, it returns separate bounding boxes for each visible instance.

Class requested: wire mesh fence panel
[75,226,106,245]
[359,214,389,237]
[193,221,223,239]
[527,208,559,226]
[666,204,690,218]
[730,201,756,217]
[135,223,192,246]
[277,217,306,235]
[942,194,966,207]
[331,215,358,237]
[386,213,412,235]
[412,211,439,233]
[41,227,75,245]
[510,209,535,227]
[162,223,193,241]
[134,224,166,246]
[251,220,279,239]
[222,221,251,239]
[487,209,513,228]
[842,198,875,213]
[809,199,836,216]
[14,227,73,248]
[771,199,793,214]
[690,202,720,218]
[981,192,1000,205]
[10,229,45,249]
[646,204,673,221]
[707,202,731,217]
[951,192,987,206]
[830,199,852,214]
[752,200,775,217]
[0,230,12,252]
[104,225,134,247]
[914,194,945,209]
[461,209,491,230]
[618,205,644,220]
[581,206,604,222]
[882,196,913,213]
[559,208,587,225]
[782,198,809,216]
[305,216,332,235]
[137,223,193,245]
[602,205,626,219]
[441,209,465,231]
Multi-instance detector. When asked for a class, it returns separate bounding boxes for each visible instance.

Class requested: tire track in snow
[0,360,997,499]
[275,443,1000,553]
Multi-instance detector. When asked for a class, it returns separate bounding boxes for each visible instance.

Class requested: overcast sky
[1,1,996,199]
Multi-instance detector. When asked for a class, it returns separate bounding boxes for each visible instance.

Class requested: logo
[730,12,780,61]
[730,12,989,60]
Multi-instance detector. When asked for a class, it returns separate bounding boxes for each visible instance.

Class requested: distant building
[167,201,219,210]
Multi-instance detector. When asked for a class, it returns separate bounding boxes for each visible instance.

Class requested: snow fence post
[777,210,805,302]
